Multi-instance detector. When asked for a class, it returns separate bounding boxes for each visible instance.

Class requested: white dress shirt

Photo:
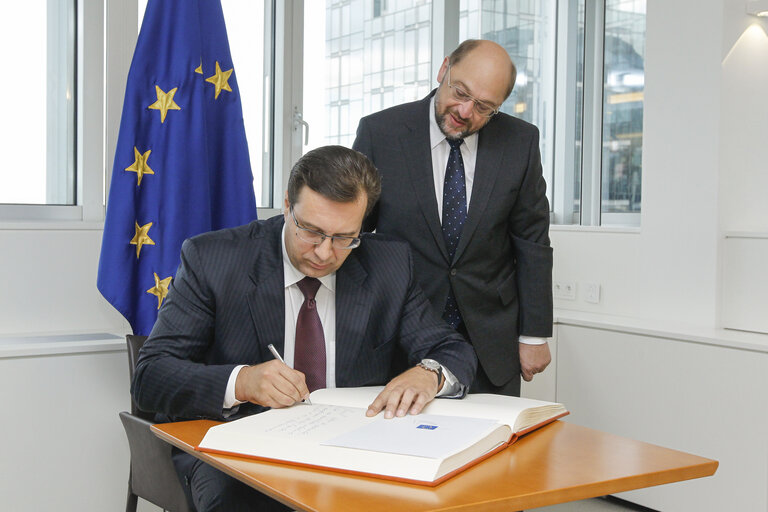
[428,97,546,346]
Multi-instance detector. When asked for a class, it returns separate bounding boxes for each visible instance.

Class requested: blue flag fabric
[98,0,258,335]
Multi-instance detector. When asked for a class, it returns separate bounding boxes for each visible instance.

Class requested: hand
[234,360,310,408]
[366,366,439,419]
[519,342,551,382]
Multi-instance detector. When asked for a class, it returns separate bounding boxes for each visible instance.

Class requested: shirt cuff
[223,364,248,410]
[436,364,463,398]
[519,336,549,345]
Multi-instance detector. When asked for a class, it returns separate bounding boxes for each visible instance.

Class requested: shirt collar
[281,223,336,291]
[428,96,479,156]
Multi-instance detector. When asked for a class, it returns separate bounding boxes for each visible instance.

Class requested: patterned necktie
[441,138,467,329]
[293,277,326,392]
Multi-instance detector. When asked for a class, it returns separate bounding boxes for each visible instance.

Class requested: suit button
[450,269,457,276]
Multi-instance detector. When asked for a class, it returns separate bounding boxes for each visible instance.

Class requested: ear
[283,191,290,213]
[436,57,450,83]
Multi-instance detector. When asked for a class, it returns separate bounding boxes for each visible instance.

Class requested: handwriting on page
[264,405,358,437]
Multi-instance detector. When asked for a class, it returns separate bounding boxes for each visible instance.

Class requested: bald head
[448,40,517,99]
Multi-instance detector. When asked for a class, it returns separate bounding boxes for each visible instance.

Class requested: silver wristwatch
[417,358,443,386]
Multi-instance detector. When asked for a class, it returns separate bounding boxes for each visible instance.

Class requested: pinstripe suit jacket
[131,215,477,421]
[353,91,553,387]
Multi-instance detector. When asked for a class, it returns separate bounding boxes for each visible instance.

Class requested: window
[460,0,558,212]
[601,0,645,223]
[302,0,433,153]
[557,0,646,226]
[296,0,646,227]
[0,1,75,206]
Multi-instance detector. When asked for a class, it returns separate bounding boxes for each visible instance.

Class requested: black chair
[120,334,193,512]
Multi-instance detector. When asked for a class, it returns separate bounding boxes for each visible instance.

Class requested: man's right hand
[234,360,310,408]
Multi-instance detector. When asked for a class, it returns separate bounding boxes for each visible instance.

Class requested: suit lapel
[246,220,286,354]
[334,253,373,377]
[453,119,506,262]
[400,93,450,262]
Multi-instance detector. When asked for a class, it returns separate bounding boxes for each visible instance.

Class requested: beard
[433,98,482,140]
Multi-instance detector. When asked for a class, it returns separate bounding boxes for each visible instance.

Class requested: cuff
[519,336,548,345]
[435,364,463,398]
[223,364,248,410]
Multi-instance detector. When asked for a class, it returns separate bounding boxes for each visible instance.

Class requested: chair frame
[120,334,193,512]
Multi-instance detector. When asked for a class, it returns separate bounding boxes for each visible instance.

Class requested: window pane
[221,1,268,207]
[303,0,432,152]
[0,1,75,205]
[461,0,558,209]
[569,0,586,225]
[601,0,645,217]
[138,1,269,207]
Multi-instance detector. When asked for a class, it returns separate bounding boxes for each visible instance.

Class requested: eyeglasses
[290,206,361,249]
[444,66,500,118]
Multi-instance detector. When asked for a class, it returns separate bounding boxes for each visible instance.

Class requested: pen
[267,344,312,405]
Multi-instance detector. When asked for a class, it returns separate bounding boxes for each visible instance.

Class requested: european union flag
[98,0,258,335]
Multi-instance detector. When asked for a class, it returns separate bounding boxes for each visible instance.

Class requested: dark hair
[448,39,517,99]
[287,145,381,216]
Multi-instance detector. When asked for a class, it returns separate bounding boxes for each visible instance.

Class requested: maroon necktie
[293,277,326,392]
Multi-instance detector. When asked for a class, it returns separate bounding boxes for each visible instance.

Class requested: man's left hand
[519,342,552,382]
[366,366,440,419]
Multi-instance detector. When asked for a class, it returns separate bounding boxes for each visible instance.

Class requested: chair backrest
[126,335,154,421]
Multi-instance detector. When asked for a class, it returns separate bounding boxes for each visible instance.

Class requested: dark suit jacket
[353,91,552,386]
[131,215,477,421]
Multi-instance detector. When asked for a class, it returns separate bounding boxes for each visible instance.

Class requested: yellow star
[124,147,154,186]
[148,85,181,123]
[147,272,173,309]
[205,61,233,99]
[195,61,203,75]
[130,221,155,258]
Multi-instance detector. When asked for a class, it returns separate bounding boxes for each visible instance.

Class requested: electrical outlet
[584,282,601,304]
[553,281,576,300]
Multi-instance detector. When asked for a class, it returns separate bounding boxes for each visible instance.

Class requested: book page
[321,413,500,458]
[200,404,374,449]
[310,386,566,433]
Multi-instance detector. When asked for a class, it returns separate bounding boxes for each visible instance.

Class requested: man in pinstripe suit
[132,145,477,511]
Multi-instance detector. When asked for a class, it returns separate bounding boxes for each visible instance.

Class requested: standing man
[132,145,477,511]
[353,39,552,396]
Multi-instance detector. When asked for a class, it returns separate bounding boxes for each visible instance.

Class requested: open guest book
[196,386,568,486]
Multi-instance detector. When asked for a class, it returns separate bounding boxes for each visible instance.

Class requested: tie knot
[297,276,321,300]
[447,138,464,151]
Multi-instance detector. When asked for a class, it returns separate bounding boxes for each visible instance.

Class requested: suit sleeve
[509,127,554,337]
[130,238,238,420]
[352,117,380,232]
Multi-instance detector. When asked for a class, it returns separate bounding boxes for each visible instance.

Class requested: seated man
[131,145,478,511]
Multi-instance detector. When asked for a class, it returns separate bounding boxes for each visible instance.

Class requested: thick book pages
[196,386,568,486]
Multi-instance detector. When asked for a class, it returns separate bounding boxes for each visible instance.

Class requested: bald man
[353,39,553,396]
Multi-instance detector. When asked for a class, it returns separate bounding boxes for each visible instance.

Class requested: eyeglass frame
[444,65,501,118]
[289,205,362,250]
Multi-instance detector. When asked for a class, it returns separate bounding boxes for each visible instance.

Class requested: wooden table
[152,420,717,511]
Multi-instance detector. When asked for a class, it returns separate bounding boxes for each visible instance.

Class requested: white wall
[0,346,131,510]
[720,0,768,233]
[0,228,129,336]
[552,0,725,328]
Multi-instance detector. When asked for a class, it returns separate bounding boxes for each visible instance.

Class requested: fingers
[521,367,535,382]
[236,360,310,408]
[366,367,436,418]
[519,343,552,381]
